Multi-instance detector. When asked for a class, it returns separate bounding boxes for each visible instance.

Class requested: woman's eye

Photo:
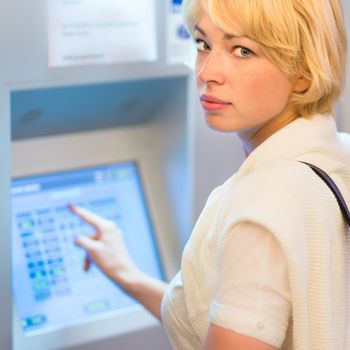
[233,46,253,58]
[195,39,210,52]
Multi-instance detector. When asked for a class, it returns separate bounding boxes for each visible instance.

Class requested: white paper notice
[48,0,158,67]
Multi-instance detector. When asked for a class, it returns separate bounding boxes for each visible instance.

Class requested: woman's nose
[197,52,225,85]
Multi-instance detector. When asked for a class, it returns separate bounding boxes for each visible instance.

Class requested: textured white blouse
[161,114,350,350]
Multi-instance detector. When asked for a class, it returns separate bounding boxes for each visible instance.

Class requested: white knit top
[162,114,350,349]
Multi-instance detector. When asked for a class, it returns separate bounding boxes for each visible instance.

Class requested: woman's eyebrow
[224,33,240,40]
[194,25,248,40]
[194,25,206,36]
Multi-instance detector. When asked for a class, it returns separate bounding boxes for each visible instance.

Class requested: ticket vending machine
[0,1,195,349]
[10,78,193,350]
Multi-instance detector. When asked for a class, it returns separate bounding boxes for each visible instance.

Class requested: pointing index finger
[69,204,110,229]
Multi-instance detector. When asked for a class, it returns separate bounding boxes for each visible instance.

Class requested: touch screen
[12,162,163,334]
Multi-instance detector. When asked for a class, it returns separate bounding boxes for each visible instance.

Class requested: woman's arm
[70,205,168,321]
[112,268,168,320]
[205,323,278,350]
[205,221,291,350]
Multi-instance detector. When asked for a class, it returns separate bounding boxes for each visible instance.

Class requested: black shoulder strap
[299,161,350,228]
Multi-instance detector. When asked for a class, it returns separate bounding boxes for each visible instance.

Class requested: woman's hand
[69,204,168,321]
[69,204,139,284]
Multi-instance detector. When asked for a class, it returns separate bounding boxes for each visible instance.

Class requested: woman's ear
[293,76,311,93]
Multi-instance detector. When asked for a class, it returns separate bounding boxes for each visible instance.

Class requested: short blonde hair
[182,0,348,118]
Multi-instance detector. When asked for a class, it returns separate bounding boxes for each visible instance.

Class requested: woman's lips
[200,94,231,112]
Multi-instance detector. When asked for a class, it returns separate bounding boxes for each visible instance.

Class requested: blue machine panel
[12,161,163,334]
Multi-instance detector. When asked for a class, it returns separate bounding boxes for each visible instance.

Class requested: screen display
[12,161,163,334]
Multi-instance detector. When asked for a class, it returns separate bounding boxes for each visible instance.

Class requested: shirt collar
[235,114,338,179]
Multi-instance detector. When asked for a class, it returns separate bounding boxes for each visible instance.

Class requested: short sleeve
[209,222,292,348]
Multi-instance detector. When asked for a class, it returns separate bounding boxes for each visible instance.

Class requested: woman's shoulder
[219,160,337,229]
[216,159,344,250]
[234,160,322,199]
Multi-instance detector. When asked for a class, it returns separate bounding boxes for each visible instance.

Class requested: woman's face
[195,12,298,140]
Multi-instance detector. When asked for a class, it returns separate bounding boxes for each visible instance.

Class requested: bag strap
[299,161,350,228]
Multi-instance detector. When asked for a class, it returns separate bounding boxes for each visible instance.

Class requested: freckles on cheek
[235,73,266,104]
[246,74,265,94]
[249,71,292,113]
[228,83,287,122]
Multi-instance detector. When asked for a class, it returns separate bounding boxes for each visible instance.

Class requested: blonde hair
[182,0,348,118]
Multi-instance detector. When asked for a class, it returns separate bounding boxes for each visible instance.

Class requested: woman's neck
[239,112,299,157]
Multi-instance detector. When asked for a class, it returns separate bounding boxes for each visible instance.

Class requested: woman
[71,0,350,349]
